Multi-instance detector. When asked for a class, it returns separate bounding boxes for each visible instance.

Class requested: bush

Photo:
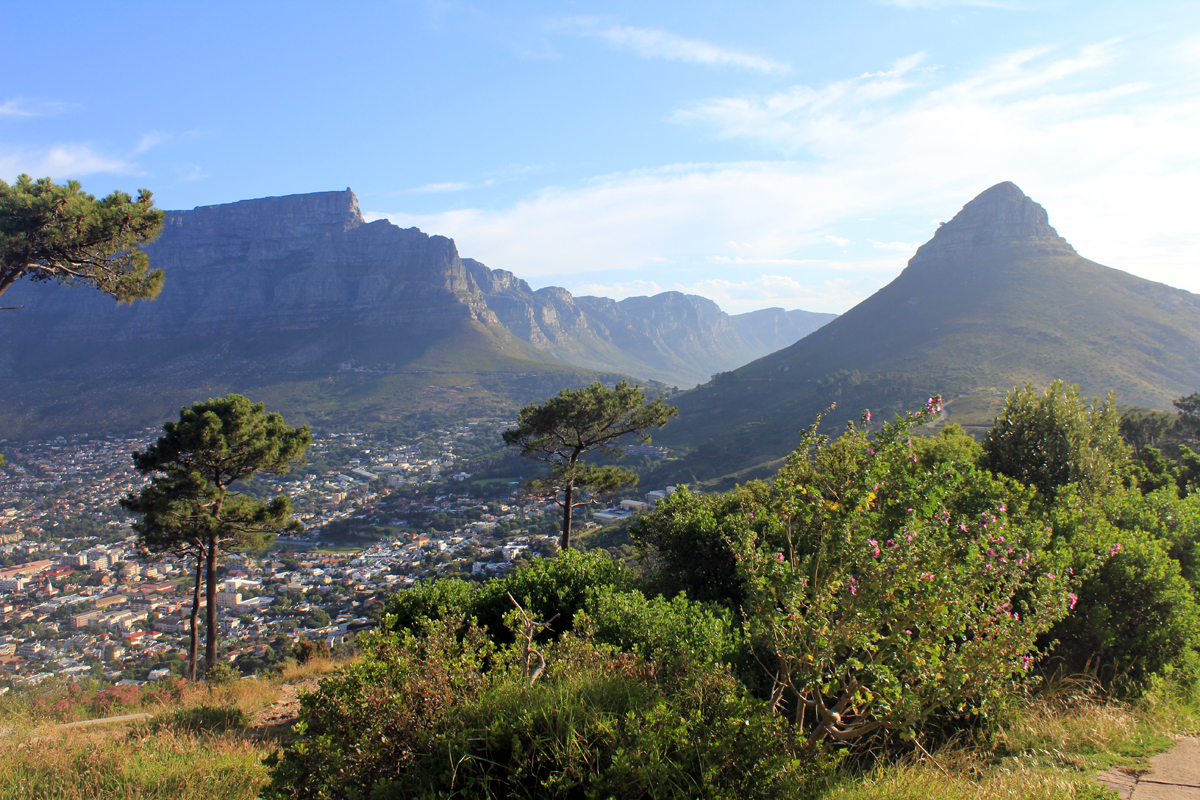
[1047,527,1200,690]
[981,381,1128,503]
[293,637,331,664]
[264,620,826,800]
[574,586,739,668]
[385,549,639,645]
[204,661,239,686]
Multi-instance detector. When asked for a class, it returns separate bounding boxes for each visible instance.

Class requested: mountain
[0,189,832,439]
[0,190,620,437]
[656,182,1200,483]
[464,260,835,387]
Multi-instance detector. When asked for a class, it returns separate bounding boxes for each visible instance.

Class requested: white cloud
[410,181,473,193]
[0,144,134,181]
[370,38,1200,313]
[573,279,665,298]
[175,164,210,181]
[559,17,788,73]
[674,274,889,315]
[869,240,921,252]
[0,99,37,117]
[134,131,171,154]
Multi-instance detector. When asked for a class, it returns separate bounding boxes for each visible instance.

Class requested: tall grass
[0,726,268,800]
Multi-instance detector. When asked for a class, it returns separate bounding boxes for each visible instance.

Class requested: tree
[503,381,677,550]
[981,381,1129,503]
[1119,409,1174,456]
[0,174,165,307]
[1174,392,1200,445]
[122,394,311,672]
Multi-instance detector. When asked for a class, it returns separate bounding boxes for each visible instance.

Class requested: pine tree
[122,395,311,673]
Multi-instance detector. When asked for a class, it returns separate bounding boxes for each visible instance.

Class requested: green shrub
[264,623,826,800]
[385,549,639,645]
[574,586,739,668]
[204,661,239,686]
[1047,528,1200,690]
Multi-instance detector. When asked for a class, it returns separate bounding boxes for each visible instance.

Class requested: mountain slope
[657,182,1200,481]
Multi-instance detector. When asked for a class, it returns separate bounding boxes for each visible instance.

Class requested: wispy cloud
[371,39,1200,312]
[0,99,37,117]
[175,164,210,181]
[410,181,473,193]
[0,97,70,118]
[869,240,921,252]
[0,145,134,181]
[559,17,788,73]
[134,131,171,154]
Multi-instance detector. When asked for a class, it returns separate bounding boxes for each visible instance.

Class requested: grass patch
[0,727,269,800]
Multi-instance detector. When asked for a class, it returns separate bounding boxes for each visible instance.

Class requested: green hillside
[0,318,629,439]
[655,182,1200,483]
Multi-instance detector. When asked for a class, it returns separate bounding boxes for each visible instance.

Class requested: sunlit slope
[657,182,1200,481]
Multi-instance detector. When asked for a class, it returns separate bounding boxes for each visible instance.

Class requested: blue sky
[4,1,1198,313]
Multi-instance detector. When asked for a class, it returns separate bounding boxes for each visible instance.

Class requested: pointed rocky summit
[913,181,1076,262]
[657,182,1200,484]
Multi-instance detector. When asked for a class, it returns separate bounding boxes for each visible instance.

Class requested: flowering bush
[730,400,1085,745]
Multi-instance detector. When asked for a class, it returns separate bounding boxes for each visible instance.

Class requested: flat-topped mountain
[657,182,1200,483]
[0,189,831,438]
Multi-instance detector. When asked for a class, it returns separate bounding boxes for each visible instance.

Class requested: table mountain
[656,181,1200,484]
[0,188,830,438]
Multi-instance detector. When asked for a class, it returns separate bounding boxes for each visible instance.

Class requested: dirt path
[1096,737,1200,799]
[250,678,321,736]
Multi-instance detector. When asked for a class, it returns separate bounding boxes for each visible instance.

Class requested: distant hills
[466,261,833,387]
[656,182,1200,484]
[0,190,831,439]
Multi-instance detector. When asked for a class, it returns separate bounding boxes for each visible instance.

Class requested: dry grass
[0,656,349,799]
[0,725,269,800]
[825,676,1200,800]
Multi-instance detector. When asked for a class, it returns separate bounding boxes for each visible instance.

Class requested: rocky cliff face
[11,189,501,344]
[464,260,835,387]
[911,181,1077,264]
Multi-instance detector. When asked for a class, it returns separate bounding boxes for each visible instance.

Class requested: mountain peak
[913,181,1076,262]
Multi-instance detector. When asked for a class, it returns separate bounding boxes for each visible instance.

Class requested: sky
[3,1,1199,314]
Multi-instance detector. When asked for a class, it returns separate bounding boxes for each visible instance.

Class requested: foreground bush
[264,616,827,799]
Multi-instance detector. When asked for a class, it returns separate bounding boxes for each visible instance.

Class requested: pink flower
[1068,592,1078,610]
[1022,655,1033,671]
[920,572,934,580]
[1047,573,1056,580]
[775,552,785,563]
[861,410,872,424]
[1110,543,1122,557]
[848,576,858,595]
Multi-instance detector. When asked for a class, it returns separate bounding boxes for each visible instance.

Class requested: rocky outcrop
[912,181,1077,264]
